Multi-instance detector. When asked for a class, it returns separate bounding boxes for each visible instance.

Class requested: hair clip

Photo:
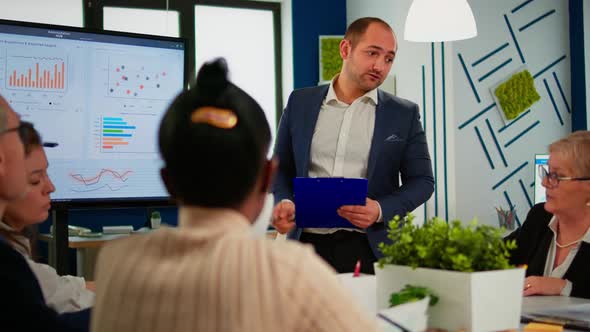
[191,107,238,129]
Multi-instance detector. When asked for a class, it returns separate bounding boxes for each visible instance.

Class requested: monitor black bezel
[0,19,187,208]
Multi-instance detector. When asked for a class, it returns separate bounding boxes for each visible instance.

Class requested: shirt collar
[178,205,251,235]
[326,75,378,105]
[0,219,31,256]
[548,216,590,244]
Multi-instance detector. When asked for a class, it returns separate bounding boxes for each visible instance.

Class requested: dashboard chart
[107,55,178,100]
[6,53,68,92]
[0,21,185,201]
[69,168,132,192]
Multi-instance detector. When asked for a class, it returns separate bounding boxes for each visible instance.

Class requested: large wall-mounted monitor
[0,20,186,206]
[534,154,549,204]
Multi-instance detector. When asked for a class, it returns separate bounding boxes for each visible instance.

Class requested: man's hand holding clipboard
[272,177,377,232]
[272,200,296,234]
[337,198,381,229]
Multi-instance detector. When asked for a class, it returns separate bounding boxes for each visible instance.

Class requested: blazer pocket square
[385,134,404,142]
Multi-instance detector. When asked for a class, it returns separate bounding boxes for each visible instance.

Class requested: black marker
[43,142,59,148]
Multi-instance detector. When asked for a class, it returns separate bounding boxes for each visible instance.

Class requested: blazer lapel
[300,86,329,176]
[527,231,553,276]
[367,90,389,180]
[564,242,590,280]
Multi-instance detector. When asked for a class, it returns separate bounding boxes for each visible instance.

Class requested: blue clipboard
[293,177,368,228]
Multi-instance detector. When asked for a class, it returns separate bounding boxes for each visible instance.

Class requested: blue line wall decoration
[346,0,572,227]
[453,0,570,226]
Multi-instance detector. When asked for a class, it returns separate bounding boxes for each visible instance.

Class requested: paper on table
[377,297,429,332]
[533,303,590,322]
[337,273,429,332]
[337,273,377,315]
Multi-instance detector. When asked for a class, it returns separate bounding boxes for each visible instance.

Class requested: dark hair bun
[195,58,229,101]
[158,57,271,208]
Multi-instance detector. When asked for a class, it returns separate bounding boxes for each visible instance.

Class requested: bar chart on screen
[5,53,68,92]
[92,114,159,155]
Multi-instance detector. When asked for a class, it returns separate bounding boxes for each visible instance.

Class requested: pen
[353,260,361,277]
[377,313,411,332]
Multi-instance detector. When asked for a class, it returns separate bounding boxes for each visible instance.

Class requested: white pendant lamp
[404,0,477,42]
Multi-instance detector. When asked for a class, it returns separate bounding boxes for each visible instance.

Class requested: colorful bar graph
[101,116,136,151]
[8,61,66,90]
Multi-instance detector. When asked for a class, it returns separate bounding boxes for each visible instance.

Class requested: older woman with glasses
[506,131,590,299]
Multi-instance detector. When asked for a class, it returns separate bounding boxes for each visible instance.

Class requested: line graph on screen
[68,168,133,192]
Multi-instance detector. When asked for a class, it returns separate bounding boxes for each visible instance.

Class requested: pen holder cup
[496,207,516,230]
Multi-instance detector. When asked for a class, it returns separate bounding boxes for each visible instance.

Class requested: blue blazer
[272,85,434,257]
[0,237,90,332]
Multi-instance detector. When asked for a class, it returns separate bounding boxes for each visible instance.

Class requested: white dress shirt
[304,77,381,234]
[544,216,590,296]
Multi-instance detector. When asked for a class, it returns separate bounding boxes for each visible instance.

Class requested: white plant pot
[375,264,525,332]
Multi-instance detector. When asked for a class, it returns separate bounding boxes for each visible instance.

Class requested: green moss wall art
[493,69,541,121]
[319,36,343,83]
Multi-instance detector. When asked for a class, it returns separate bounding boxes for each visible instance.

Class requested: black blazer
[505,203,590,299]
[0,238,90,331]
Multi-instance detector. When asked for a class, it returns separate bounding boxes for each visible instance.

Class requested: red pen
[353,260,361,277]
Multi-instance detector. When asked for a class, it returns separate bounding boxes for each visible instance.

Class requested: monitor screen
[534,154,549,204]
[0,20,186,204]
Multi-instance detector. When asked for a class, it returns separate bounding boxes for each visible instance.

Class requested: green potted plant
[375,214,525,331]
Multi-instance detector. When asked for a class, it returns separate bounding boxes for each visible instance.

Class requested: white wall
[347,0,571,226]
[453,0,570,226]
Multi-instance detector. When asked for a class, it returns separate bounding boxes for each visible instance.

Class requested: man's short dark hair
[159,58,271,208]
[344,17,394,48]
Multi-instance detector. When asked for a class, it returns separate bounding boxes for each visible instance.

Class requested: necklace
[555,219,587,248]
[555,236,584,248]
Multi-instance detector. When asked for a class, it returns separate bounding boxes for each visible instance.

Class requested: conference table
[40,229,279,279]
[521,296,590,332]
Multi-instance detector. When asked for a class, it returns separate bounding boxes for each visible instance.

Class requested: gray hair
[549,131,590,176]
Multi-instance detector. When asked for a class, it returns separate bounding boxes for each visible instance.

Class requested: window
[195,4,280,145]
[0,0,83,27]
[103,7,179,37]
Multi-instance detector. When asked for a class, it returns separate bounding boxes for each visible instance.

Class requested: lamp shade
[404,0,477,42]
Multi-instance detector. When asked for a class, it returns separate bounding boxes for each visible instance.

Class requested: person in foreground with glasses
[0,96,90,331]
[0,121,95,313]
[506,131,590,299]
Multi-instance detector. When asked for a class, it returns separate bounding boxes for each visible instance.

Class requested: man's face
[0,106,27,201]
[341,23,397,93]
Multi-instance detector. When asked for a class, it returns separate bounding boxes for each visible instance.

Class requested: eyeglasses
[0,122,30,143]
[538,164,590,187]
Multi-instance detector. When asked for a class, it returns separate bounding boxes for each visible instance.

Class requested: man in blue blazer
[272,17,434,274]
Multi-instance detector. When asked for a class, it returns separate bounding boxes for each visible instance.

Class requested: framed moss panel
[490,67,541,124]
[319,35,343,84]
